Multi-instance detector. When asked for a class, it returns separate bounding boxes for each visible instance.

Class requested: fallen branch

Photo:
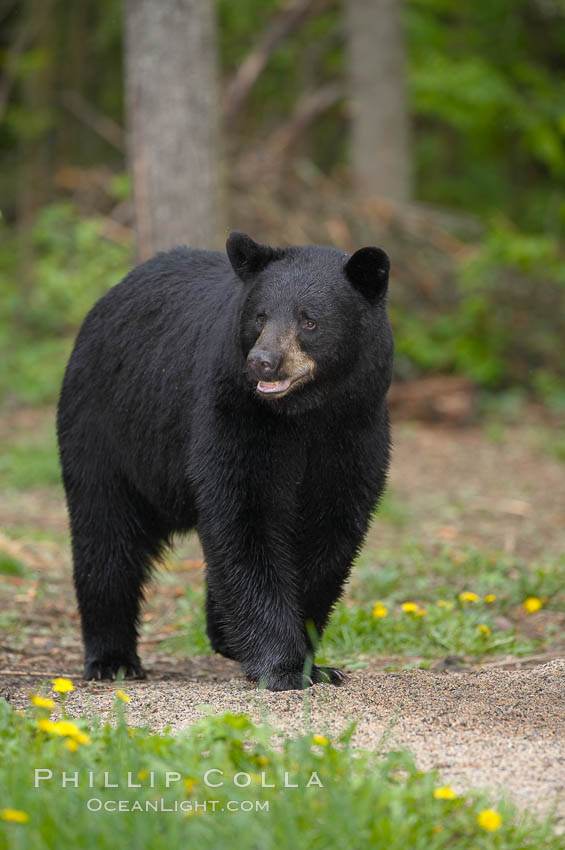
[0,669,77,677]
[60,89,125,151]
[266,81,343,164]
[237,82,344,182]
[98,216,134,245]
[223,0,333,127]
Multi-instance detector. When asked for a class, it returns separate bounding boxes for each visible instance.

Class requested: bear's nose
[247,349,280,380]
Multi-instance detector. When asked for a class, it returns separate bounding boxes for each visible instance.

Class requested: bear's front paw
[259,664,347,691]
[261,670,313,691]
[84,655,146,681]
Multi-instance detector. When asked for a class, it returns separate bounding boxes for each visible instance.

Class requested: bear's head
[227,231,393,414]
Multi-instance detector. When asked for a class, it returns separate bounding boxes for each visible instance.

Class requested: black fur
[57,232,394,690]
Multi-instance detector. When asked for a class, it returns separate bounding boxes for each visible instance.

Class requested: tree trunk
[344,0,411,203]
[123,0,224,259]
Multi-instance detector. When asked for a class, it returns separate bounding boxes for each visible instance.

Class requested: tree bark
[123,0,224,259]
[344,0,411,203]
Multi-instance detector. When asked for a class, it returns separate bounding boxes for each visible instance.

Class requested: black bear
[57,232,393,691]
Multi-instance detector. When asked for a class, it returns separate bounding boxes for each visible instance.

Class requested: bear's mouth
[256,372,311,398]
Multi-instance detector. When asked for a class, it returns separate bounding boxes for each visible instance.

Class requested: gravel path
[5,658,564,823]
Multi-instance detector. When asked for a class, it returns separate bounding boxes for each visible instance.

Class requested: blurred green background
[1,0,564,411]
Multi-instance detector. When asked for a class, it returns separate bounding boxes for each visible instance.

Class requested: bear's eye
[256,313,266,327]
[301,318,317,331]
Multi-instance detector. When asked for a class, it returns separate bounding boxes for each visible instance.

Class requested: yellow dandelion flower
[523,597,542,614]
[372,602,388,618]
[257,755,270,766]
[116,689,130,703]
[37,718,57,734]
[437,600,453,609]
[415,608,427,617]
[74,732,91,746]
[1,809,29,823]
[138,770,149,780]
[433,786,457,800]
[477,809,502,831]
[484,594,496,603]
[402,602,420,614]
[459,592,480,603]
[126,726,135,739]
[65,739,79,752]
[312,735,328,746]
[184,777,199,793]
[31,695,55,709]
[53,721,81,737]
[52,678,74,694]
[477,624,491,636]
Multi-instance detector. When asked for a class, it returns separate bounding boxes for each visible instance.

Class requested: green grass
[318,598,529,668]
[160,584,213,656]
[351,544,565,610]
[1,524,68,545]
[0,696,560,849]
[164,546,564,667]
[0,337,71,407]
[534,428,565,463]
[0,424,61,489]
[483,420,565,464]
[0,552,26,576]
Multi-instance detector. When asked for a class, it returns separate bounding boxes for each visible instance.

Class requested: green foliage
[1,0,564,401]
[0,202,130,404]
[0,698,560,848]
[0,422,60,489]
[408,0,565,234]
[3,0,565,231]
[0,337,73,406]
[11,202,130,333]
[0,552,26,576]
[392,221,565,393]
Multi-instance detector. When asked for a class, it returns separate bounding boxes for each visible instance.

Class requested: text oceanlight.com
[86,799,269,813]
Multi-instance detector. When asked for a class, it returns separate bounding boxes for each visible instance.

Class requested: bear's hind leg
[67,476,165,680]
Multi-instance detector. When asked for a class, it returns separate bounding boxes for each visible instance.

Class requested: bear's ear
[226,231,278,282]
[344,247,390,302]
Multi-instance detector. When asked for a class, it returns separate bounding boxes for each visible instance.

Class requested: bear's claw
[314,665,347,684]
[259,664,347,691]
[84,657,146,681]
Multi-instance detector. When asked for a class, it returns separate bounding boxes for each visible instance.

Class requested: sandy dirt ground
[3,658,564,824]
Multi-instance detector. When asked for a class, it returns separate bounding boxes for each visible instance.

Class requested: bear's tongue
[257,377,293,394]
